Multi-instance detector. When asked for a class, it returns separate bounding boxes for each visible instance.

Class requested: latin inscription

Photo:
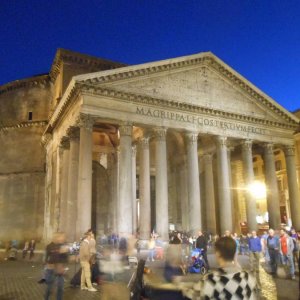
[136,106,266,135]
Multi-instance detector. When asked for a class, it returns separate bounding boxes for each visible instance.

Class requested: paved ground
[0,252,298,299]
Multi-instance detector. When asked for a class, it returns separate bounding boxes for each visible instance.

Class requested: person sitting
[183,236,257,299]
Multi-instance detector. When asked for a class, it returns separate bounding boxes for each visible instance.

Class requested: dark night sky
[1,0,299,111]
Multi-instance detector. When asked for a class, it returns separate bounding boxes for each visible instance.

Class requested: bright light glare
[248,181,267,199]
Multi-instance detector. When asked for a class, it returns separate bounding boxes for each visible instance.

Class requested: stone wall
[0,78,51,244]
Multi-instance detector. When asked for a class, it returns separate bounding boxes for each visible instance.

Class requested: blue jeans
[45,268,64,300]
[281,254,295,276]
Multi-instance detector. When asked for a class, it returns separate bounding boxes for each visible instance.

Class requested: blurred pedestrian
[248,231,262,289]
[267,229,279,276]
[44,232,69,300]
[279,229,295,280]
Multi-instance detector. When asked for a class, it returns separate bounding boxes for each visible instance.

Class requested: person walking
[29,239,36,260]
[267,229,280,276]
[279,229,295,280]
[248,231,262,289]
[290,228,299,266]
[79,232,97,292]
[196,230,210,270]
[44,232,69,300]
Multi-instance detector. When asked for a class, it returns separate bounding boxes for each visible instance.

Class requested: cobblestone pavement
[0,253,298,300]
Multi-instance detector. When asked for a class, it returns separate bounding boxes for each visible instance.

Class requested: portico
[42,52,300,242]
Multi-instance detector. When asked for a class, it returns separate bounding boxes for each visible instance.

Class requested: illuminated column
[203,153,217,234]
[59,137,70,231]
[66,127,80,242]
[263,143,281,229]
[139,137,151,239]
[154,127,169,241]
[132,144,137,234]
[284,145,300,229]
[118,124,133,236]
[186,131,201,234]
[76,115,94,239]
[216,136,233,234]
[242,140,257,231]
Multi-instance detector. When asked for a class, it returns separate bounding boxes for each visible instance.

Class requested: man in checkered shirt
[182,236,257,299]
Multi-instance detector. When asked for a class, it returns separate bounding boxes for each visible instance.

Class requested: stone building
[0,48,299,243]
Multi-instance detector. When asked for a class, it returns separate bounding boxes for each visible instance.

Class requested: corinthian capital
[67,126,80,140]
[60,136,70,150]
[263,143,274,155]
[140,137,150,149]
[185,131,198,145]
[75,114,95,131]
[154,127,167,141]
[215,136,227,148]
[241,139,253,152]
[283,145,295,157]
[119,124,132,136]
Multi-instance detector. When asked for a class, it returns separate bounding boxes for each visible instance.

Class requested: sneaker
[81,287,88,290]
[88,287,97,292]
[291,275,296,280]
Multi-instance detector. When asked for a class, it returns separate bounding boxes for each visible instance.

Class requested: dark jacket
[45,242,68,264]
[196,235,207,251]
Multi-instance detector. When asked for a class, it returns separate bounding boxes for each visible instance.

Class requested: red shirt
[280,236,288,255]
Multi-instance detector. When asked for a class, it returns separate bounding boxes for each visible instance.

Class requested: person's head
[198,230,203,236]
[269,229,274,237]
[215,237,236,266]
[291,228,296,234]
[84,232,92,240]
[280,229,286,237]
[252,231,257,237]
[224,230,231,237]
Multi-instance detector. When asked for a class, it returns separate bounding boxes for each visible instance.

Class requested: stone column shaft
[242,140,257,231]
[59,138,70,231]
[284,146,300,229]
[139,137,151,239]
[264,143,281,229]
[132,145,137,234]
[118,125,133,236]
[66,127,80,242]
[216,136,233,234]
[155,128,169,240]
[76,117,94,239]
[186,132,201,233]
[203,153,217,234]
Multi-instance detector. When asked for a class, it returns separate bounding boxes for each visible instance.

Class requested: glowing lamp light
[248,181,267,199]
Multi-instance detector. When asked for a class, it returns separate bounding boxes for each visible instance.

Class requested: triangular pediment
[76,52,299,126]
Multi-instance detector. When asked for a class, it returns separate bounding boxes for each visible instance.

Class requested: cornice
[77,52,298,125]
[0,75,50,96]
[79,84,298,131]
[0,120,47,132]
[49,48,126,82]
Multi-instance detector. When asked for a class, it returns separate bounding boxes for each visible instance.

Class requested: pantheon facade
[0,49,299,243]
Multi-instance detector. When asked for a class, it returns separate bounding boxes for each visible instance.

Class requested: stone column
[203,153,217,234]
[242,140,257,231]
[216,136,233,234]
[76,115,94,239]
[139,137,151,239]
[154,128,169,241]
[66,127,80,242]
[59,137,70,232]
[132,144,137,235]
[284,145,300,229]
[263,143,281,229]
[186,132,201,234]
[118,124,133,236]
